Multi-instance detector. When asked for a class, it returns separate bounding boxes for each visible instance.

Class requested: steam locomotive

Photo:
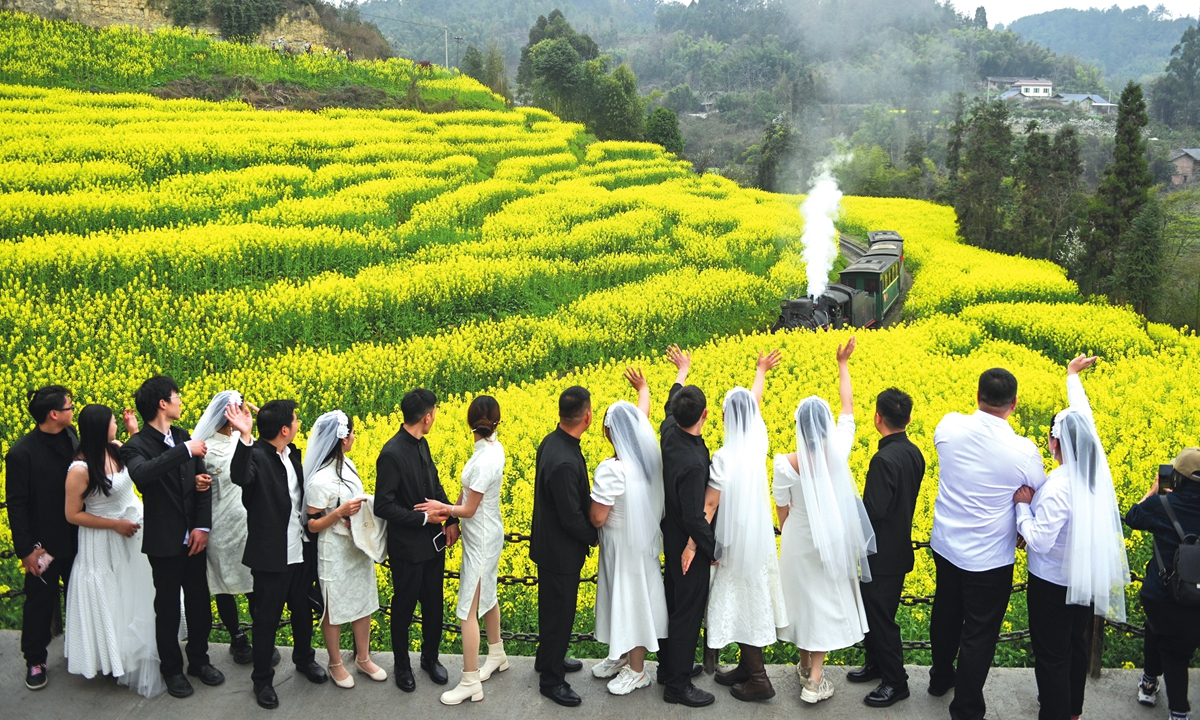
[772,231,905,331]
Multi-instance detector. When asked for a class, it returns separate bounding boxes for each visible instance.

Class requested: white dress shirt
[278,445,307,565]
[1015,375,1091,586]
[931,409,1047,572]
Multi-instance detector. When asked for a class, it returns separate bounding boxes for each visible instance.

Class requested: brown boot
[731,645,775,701]
[714,643,752,687]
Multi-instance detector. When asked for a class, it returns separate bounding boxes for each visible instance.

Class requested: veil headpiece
[303,410,351,482]
[713,387,775,579]
[192,390,242,441]
[603,401,664,566]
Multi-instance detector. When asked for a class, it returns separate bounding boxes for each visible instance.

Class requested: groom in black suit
[530,386,598,707]
[375,388,459,692]
[121,375,223,698]
[226,399,327,710]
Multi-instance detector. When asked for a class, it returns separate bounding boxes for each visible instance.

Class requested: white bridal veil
[192,390,241,441]
[793,396,876,582]
[1054,408,1129,621]
[713,387,776,579]
[303,410,351,481]
[603,400,665,565]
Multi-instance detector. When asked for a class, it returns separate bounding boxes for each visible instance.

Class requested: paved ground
[1,630,1194,720]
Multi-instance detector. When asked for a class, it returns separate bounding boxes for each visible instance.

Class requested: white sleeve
[708,449,728,492]
[305,475,332,510]
[772,455,794,507]
[469,450,504,495]
[590,460,625,506]
[1015,482,1071,555]
[1065,374,1093,422]
[832,414,856,461]
[1022,442,1049,491]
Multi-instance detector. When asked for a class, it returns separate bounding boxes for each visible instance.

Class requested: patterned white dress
[306,457,381,625]
[456,436,506,620]
[204,431,253,595]
[64,461,164,697]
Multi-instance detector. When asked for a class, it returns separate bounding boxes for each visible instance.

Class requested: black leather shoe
[421,657,449,685]
[296,661,328,684]
[187,664,225,686]
[664,684,715,707]
[229,632,253,665]
[541,683,582,707]
[164,673,194,698]
[563,657,583,673]
[657,663,704,685]
[847,662,881,683]
[928,675,955,697]
[866,682,911,707]
[254,684,278,709]
[394,665,415,692]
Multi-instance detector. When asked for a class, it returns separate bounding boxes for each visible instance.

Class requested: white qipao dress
[64,462,164,697]
[204,430,253,596]
[456,436,506,620]
[306,457,381,625]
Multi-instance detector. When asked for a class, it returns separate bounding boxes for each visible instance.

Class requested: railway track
[839,233,866,262]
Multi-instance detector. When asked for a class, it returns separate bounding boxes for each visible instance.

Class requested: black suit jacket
[529,427,597,575]
[121,426,210,557]
[228,438,310,572]
[374,427,456,565]
[862,431,926,576]
[660,384,717,560]
[4,427,79,560]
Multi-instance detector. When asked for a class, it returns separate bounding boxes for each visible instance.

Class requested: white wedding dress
[205,431,253,595]
[64,462,165,697]
[306,457,382,625]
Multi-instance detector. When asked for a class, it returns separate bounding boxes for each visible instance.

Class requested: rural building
[1054,93,1117,114]
[987,76,1054,100]
[1169,148,1200,185]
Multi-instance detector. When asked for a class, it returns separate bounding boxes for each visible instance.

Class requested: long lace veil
[603,400,665,567]
[713,387,775,579]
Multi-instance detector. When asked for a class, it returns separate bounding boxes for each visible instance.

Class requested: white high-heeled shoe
[440,670,483,705]
[355,656,387,682]
[329,660,355,689]
[479,642,509,681]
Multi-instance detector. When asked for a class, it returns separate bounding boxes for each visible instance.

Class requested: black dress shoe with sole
[395,666,415,692]
[296,661,328,684]
[421,657,449,685]
[657,663,704,685]
[847,663,881,683]
[563,658,583,673]
[664,684,715,707]
[187,664,225,686]
[541,683,582,707]
[229,634,253,665]
[164,673,194,698]
[928,678,955,697]
[865,682,911,707]
[254,684,278,709]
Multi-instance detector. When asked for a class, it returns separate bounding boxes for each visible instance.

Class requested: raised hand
[757,349,782,373]
[837,336,857,364]
[666,344,691,386]
[1067,354,1098,376]
[224,401,253,437]
[121,408,139,437]
[623,366,648,392]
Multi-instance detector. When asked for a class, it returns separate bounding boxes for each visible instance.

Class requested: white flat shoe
[355,657,387,682]
[329,661,354,689]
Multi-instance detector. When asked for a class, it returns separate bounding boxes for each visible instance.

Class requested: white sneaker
[800,675,835,704]
[607,666,651,695]
[1137,674,1159,707]
[591,654,628,679]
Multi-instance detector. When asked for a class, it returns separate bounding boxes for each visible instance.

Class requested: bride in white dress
[63,404,164,697]
[775,338,876,704]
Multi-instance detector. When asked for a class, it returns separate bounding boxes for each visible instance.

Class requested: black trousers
[1143,620,1162,677]
[1143,595,1200,714]
[861,573,908,687]
[250,562,316,687]
[929,551,1013,720]
[215,592,257,635]
[389,552,445,671]
[1027,574,1089,720]
[20,555,72,667]
[662,543,710,694]
[535,569,580,689]
[148,550,212,678]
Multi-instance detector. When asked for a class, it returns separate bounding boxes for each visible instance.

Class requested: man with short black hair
[928,368,1046,720]
[530,385,598,707]
[226,399,327,710]
[5,385,78,690]
[374,388,458,693]
[121,375,222,699]
[847,388,925,708]
[658,345,717,707]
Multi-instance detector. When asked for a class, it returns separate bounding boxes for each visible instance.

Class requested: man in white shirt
[928,368,1046,720]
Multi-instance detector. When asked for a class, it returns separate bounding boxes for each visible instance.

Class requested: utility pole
[455,36,463,69]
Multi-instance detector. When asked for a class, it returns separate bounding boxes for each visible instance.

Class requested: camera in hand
[1159,463,1177,493]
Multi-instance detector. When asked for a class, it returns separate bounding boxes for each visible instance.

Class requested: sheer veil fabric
[192,390,241,441]
[303,410,351,481]
[713,387,776,579]
[603,400,664,567]
[1054,408,1129,621]
[792,396,876,583]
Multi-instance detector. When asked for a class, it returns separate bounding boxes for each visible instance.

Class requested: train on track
[772,231,905,331]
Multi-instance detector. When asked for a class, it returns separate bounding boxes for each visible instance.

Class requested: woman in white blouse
[1013,355,1128,720]
[303,411,387,689]
[587,369,668,696]
[775,338,875,704]
[416,396,508,705]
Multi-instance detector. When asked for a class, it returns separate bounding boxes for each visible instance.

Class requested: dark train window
[865,279,878,293]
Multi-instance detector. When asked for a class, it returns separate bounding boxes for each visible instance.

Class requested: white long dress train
[456,436,506,620]
[64,462,165,697]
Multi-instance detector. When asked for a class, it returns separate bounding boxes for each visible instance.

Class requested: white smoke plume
[800,154,850,298]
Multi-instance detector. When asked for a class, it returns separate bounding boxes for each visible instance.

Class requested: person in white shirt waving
[928,367,1047,720]
[1013,355,1128,720]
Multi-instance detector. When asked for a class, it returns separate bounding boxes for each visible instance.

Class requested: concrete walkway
[1,630,1193,720]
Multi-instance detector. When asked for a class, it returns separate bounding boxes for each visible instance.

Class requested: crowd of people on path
[6,340,1200,720]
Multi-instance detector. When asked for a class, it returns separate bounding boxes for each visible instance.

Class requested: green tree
[210,0,283,41]
[1152,24,1200,128]
[529,38,583,117]
[955,100,1012,251]
[517,9,598,102]
[483,42,510,100]
[1084,81,1153,294]
[973,6,988,29]
[645,107,684,154]
[461,44,485,83]
[1117,193,1165,315]
[588,63,645,141]
[748,122,794,192]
